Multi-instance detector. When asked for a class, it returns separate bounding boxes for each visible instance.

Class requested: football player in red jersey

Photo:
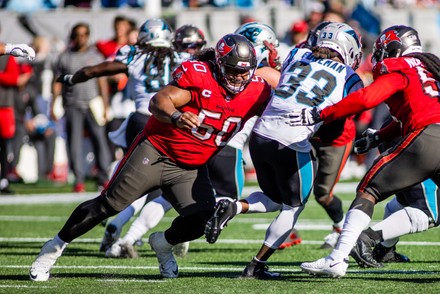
[29,33,271,281]
[290,25,440,278]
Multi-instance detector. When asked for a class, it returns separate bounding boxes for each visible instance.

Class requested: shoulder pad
[372,57,420,79]
[173,60,213,89]
[114,45,137,63]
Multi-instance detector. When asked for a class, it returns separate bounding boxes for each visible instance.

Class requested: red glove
[263,40,281,71]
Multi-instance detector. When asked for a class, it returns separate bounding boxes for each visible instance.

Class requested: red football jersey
[145,60,271,168]
[321,56,440,137]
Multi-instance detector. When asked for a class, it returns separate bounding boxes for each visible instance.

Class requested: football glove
[263,40,281,71]
[286,107,321,126]
[56,74,74,85]
[5,43,36,61]
[354,128,381,154]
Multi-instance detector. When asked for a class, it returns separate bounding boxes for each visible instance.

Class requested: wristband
[171,111,182,126]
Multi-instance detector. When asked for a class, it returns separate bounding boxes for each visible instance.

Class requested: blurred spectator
[290,20,309,46]
[322,10,345,23]
[96,15,136,60]
[63,0,93,8]
[278,19,308,61]
[9,36,57,183]
[351,2,381,37]
[100,0,143,7]
[0,26,20,194]
[1,0,58,13]
[51,23,111,192]
[305,1,325,30]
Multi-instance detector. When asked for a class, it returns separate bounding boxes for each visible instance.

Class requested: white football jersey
[253,47,363,152]
[115,45,183,115]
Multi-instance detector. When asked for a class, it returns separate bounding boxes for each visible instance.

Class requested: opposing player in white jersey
[205,22,363,279]
[56,18,183,253]
[105,22,284,258]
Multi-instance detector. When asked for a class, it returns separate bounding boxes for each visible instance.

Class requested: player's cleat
[99,223,121,252]
[350,232,383,268]
[320,226,342,249]
[173,241,190,257]
[278,229,302,249]
[29,239,65,281]
[300,256,349,278]
[241,258,281,279]
[105,239,138,258]
[373,243,410,263]
[205,199,237,244]
[149,232,178,278]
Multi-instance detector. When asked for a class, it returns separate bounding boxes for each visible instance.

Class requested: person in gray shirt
[50,22,111,192]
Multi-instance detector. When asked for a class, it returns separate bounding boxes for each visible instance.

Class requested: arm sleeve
[377,119,401,142]
[320,72,408,123]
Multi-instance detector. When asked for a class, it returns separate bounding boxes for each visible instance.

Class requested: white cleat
[300,256,348,278]
[149,232,178,278]
[173,241,190,257]
[29,239,65,281]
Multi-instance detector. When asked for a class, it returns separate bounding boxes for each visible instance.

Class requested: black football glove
[56,74,74,85]
[354,128,381,154]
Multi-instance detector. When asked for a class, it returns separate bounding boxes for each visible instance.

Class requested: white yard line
[1,264,438,276]
[0,236,439,246]
[0,183,359,205]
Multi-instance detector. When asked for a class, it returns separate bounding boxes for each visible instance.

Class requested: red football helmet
[215,34,257,94]
[372,25,422,65]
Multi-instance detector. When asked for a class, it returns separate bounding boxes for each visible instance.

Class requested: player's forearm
[149,92,179,124]
[72,61,126,84]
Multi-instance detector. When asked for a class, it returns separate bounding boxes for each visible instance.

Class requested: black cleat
[241,258,281,280]
[205,199,237,244]
[350,232,383,268]
[373,243,410,263]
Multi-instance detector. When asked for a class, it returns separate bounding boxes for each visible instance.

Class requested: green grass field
[1,183,440,293]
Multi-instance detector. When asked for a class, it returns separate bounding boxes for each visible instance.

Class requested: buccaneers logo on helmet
[217,40,233,56]
[381,30,401,47]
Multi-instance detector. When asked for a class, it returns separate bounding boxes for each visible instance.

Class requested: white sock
[332,209,371,258]
[334,215,345,229]
[263,204,303,248]
[109,196,147,229]
[122,197,171,244]
[246,191,282,213]
[372,209,412,240]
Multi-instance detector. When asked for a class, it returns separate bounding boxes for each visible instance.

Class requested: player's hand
[175,111,200,130]
[5,43,36,61]
[263,40,281,71]
[56,74,74,85]
[286,107,321,126]
[354,128,381,154]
